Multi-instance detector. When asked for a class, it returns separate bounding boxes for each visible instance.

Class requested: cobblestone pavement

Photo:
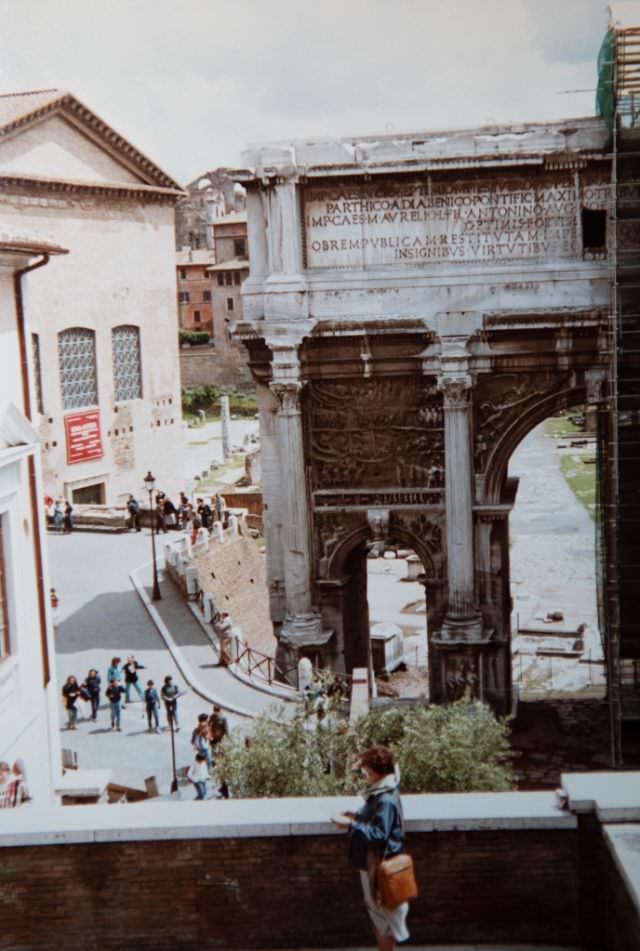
[509,421,604,692]
[49,528,289,795]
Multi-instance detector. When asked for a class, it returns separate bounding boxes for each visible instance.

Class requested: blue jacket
[348,788,405,870]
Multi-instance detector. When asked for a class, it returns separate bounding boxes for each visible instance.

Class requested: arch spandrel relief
[307,376,444,493]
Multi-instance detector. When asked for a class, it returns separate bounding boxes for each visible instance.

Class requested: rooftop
[176,248,216,266]
[0,88,181,191]
[207,256,249,272]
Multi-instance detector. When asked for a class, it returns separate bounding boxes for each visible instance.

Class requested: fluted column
[270,376,323,645]
[439,376,483,639]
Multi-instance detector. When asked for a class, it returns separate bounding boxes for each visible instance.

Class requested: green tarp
[596,27,615,130]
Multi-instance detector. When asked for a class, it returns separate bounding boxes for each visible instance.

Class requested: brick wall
[179,347,253,388]
[193,534,276,657]
[0,820,609,951]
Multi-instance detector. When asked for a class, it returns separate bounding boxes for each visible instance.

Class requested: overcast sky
[1,0,639,185]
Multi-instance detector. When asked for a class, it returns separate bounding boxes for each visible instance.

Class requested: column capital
[438,375,473,409]
[270,380,303,413]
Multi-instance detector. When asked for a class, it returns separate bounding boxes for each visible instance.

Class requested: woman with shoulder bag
[332,745,413,951]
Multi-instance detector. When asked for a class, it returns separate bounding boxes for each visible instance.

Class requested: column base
[279,612,333,648]
[436,612,485,643]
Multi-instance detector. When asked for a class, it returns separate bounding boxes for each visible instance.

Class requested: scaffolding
[601,26,640,765]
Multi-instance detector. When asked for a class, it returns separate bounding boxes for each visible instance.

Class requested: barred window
[31,333,44,415]
[112,325,142,402]
[58,328,98,410]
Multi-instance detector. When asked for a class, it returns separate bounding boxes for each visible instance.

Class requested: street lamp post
[168,706,178,794]
[143,470,162,602]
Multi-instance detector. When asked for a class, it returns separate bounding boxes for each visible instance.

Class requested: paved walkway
[49,529,293,793]
[509,421,604,692]
[132,560,293,718]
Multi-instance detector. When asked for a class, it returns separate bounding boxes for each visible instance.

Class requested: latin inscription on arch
[304,177,610,270]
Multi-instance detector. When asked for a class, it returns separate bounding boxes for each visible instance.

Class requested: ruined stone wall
[193,534,275,657]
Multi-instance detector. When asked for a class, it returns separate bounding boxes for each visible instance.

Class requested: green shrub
[179,330,211,347]
[181,385,257,418]
[214,699,512,799]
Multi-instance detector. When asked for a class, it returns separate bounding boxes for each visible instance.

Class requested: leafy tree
[214,700,512,799]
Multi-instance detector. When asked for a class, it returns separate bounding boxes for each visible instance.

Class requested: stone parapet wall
[179,345,253,388]
[0,787,629,950]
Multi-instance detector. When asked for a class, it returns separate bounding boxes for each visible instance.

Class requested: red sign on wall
[64,411,104,465]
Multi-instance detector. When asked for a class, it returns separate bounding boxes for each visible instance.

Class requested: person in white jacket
[187,752,209,800]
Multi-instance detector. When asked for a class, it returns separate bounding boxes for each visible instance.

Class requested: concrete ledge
[562,770,640,821]
[0,789,574,847]
[604,823,640,918]
[55,768,112,800]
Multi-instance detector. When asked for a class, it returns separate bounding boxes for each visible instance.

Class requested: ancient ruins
[233,117,611,714]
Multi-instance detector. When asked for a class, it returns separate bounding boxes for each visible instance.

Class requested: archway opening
[364,536,429,699]
[508,407,605,698]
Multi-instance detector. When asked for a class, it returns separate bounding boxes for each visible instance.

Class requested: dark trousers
[90,694,100,720]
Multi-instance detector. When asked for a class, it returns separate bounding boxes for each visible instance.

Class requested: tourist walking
[106,679,125,731]
[82,668,101,721]
[50,587,59,625]
[191,715,212,767]
[107,657,124,706]
[197,498,211,531]
[127,495,141,532]
[155,491,168,534]
[53,500,64,533]
[144,680,160,732]
[214,492,225,527]
[208,704,229,757]
[177,492,189,529]
[187,752,209,800]
[123,655,145,702]
[162,495,177,529]
[63,501,73,534]
[161,675,180,730]
[62,675,81,730]
[332,745,411,950]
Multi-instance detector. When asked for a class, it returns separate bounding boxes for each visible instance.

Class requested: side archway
[483,385,586,503]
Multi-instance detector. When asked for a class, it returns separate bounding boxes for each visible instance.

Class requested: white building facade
[0,90,184,506]
[0,237,66,806]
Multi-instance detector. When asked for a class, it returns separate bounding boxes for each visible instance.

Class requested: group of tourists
[186,704,229,800]
[45,496,73,533]
[61,655,184,734]
[127,490,227,543]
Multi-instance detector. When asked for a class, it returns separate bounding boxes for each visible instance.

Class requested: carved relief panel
[474,371,571,474]
[307,377,444,490]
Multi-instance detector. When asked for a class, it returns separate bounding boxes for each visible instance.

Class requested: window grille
[58,328,98,410]
[112,325,142,402]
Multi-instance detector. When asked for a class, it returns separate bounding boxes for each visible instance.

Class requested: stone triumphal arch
[233,117,610,713]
